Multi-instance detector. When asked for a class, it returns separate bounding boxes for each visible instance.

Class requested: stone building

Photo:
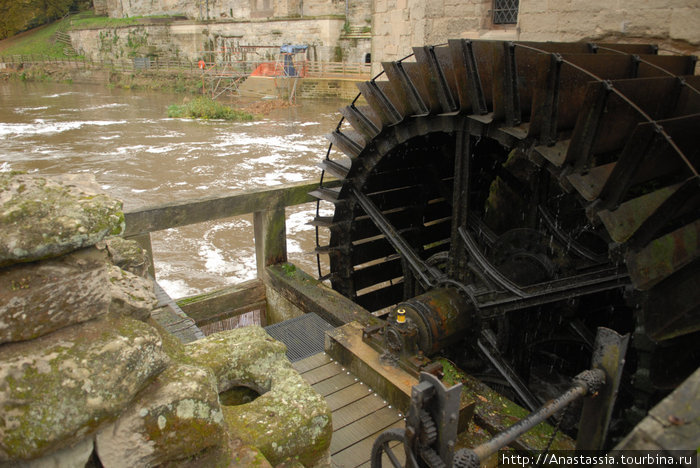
[371,0,699,70]
[80,0,699,72]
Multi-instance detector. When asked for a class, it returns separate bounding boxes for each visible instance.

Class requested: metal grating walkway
[292,353,406,467]
[265,313,335,362]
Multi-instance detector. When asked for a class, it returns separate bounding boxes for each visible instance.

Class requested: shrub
[167,97,254,121]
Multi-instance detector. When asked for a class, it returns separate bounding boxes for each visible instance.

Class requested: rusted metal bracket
[576,326,630,450]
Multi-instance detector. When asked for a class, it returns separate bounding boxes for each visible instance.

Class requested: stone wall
[100,0,344,20]
[370,0,700,74]
[0,172,332,467]
[69,18,345,62]
[298,76,365,99]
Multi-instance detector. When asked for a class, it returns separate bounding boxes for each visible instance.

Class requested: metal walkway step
[292,353,406,468]
[152,279,205,343]
[265,313,335,362]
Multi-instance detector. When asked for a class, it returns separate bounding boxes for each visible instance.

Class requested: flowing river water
[0,81,343,299]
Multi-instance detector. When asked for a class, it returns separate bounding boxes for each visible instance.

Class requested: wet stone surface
[0,172,124,267]
[0,316,168,461]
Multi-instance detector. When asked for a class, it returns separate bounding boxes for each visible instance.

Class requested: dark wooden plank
[333,394,389,431]
[598,181,685,243]
[330,406,403,454]
[301,362,343,385]
[123,179,341,236]
[355,439,405,468]
[265,263,379,328]
[292,352,332,374]
[567,162,616,201]
[254,206,287,272]
[332,420,405,467]
[325,382,372,411]
[312,372,358,397]
[177,279,265,326]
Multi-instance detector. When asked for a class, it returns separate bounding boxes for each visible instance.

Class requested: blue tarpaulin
[280,44,308,54]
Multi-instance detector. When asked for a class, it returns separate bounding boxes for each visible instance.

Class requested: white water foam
[0,120,127,137]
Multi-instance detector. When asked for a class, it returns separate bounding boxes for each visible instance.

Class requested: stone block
[102,237,149,278]
[96,364,224,467]
[187,327,332,466]
[0,173,124,267]
[622,8,672,37]
[426,0,445,18]
[19,438,93,468]
[0,247,111,344]
[107,265,158,321]
[0,316,168,462]
[670,7,700,43]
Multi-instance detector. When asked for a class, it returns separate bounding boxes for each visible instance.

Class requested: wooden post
[253,205,287,279]
[129,233,156,278]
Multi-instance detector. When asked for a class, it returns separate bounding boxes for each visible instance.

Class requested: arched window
[364,53,371,64]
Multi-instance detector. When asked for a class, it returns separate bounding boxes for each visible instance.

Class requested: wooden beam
[123,179,339,237]
[265,263,380,328]
[176,279,266,326]
[128,233,156,277]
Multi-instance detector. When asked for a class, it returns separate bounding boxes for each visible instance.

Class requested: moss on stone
[0,173,125,267]
[0,316,168,461]
[186,327,332,466]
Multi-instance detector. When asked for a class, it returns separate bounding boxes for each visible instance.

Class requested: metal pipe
[458,369,605,464]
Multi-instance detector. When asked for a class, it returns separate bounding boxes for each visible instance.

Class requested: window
[493,0,519,24]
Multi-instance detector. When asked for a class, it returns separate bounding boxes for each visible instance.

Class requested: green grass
[69,11,180,29]
[0,11,184,58]
[70,12,139,29]
[0,19,72,58]
[167,97,255,121]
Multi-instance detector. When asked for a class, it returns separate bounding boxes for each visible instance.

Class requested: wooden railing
[124,179,333,278]
[0,55,371,79]
[304,61,371,78]
[122,178,365,328]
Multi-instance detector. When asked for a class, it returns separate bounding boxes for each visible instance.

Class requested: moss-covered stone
[0,172,124,267]
[147,318,195,366]
[107,264,158,321]
[96,363,225,467]
[186,327,332,466]
[0,316,168,462]
[101,237,149,278]
[0,247,112,344]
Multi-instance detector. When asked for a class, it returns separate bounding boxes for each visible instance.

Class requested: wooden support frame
[121,179,341,327]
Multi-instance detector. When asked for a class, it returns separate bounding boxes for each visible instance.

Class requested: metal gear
[420,447,446,468]
[418,410,438,447]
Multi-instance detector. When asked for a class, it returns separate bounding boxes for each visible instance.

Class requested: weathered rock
[0,247,111,344]
[102,237,149,278]
[0,316,168,462]
[187,327,332,466]
[96,363,224,467]
[157,438,273,468]
[108,265,157,321]
[0,172,124,267]
[18,437,94,468]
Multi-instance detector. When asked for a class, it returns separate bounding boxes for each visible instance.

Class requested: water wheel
[311,40,699,441]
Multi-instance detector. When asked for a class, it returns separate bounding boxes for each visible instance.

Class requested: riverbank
[1,62,206,95]
[1,61,366,101]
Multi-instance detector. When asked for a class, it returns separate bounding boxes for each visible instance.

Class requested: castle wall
[101,0,344,20]
[370,0,700,74]
[69,18,345,62]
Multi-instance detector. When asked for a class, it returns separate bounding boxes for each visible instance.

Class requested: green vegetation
[0,0,90,40]
[167,97,254,121]
[0,18,74,59]
[71,12,180,29]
